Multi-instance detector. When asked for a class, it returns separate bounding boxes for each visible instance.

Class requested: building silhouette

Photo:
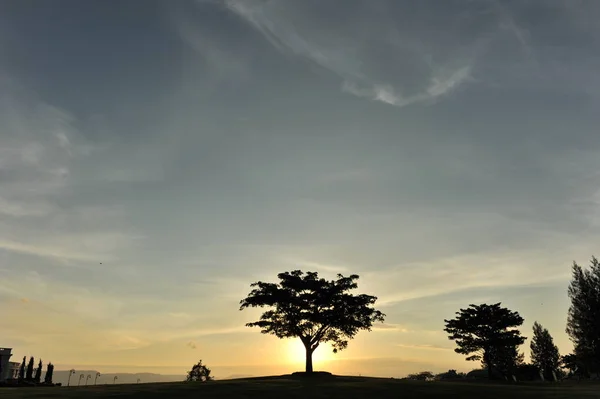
[0,348,20,381]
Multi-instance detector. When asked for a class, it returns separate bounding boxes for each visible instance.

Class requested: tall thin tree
[18,357,25,381]
[44,363,54,384]
[566,257,600,374]
[25,357,35,381]
[530,321,560,379]
[34,359,43,383]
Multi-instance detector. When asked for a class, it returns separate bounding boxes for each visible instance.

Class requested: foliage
[566,257,600,374]
[435,369,466,380]
[18,357,25,381]
[530,321,560,379]
[34,359,42,383]
[444,303,526,379]
[240,270,385,373]
[405,371,434,381]
[490,343,524,377]
[186,360,213,382]
[44,363,54,385]
[561,353,590,378]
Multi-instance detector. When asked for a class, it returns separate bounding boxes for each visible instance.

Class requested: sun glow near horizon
[284,339,335,368]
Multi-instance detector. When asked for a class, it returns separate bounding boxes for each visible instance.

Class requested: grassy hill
[1,375,599,398]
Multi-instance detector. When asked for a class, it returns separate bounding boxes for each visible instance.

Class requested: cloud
[0,239,113,262]
[0,196,55,217]
[373,323,409,333]
[342,66,471,107]
[0,77,144,265]
[396,344,452,351]
[186,341,197,350]
[220,0,476,107]
[369,250,572,308]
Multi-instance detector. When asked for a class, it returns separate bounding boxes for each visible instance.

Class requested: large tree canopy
[240,270,385,373]
[566,257,600,374]
[444,303,526,379]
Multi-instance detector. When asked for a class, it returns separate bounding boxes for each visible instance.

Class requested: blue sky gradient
[1,0,600,378]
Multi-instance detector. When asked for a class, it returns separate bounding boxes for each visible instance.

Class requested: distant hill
[53,370,185,386]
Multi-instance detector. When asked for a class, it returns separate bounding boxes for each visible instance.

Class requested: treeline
[16,356,54,385]
[432,256,600,381]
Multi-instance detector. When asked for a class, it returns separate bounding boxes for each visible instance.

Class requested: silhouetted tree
[530,321,560,379]
[186,360,213,382]
[25,357,35,381]
[18,357,25,381]
[44,363,54,384]
[240,270,385,373]
[444,303,526,379]
[34,359,42,383]
[566,257,600,375]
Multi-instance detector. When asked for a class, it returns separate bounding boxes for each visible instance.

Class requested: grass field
[1,375,599,398]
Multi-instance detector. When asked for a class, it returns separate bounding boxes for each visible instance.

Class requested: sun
[284,339,335,366]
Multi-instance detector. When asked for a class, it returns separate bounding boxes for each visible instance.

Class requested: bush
[405,371,434,381]
[436,369,466,380]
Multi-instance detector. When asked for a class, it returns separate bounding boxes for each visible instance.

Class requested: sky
[1,0,600,379]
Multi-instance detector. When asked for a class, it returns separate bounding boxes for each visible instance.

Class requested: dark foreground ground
[2,375,599,399]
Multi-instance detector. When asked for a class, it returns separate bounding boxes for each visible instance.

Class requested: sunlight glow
[285,339,334,367]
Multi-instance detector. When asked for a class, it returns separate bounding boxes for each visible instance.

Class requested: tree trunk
[484,349,492,380]
[305,347,314,374]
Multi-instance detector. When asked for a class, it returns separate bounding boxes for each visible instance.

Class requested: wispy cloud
[342,66,471,107]
[221,0,474,107]
[396,343,452,351]
[373,323,409,333]
[0,77,144,265]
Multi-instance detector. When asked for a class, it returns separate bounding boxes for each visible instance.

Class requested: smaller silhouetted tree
[186,360,213,382]
[530,321,560,379]
[18,357,26,381]
[34,359,43,383]
[44,363,54,384]
[444,303,526,380]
